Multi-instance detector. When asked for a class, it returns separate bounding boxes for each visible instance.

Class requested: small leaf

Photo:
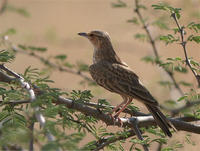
[159,34,179,45]
[0,28,17,37]
[141,56,155,64]
[152,19,169,30]
[76,62,89,72]
[127,17,139,25]
[0,50,15,62]
[64,62,74,68]
[177,95,187,102]
[54,54,67,61]
[28,46,47,52]
[191,36,200,43]
[187,22,200,33]
[111,0,126,8]
[134,33,147,41]
[179,81,192,87]
[174,65,187,73]
[7,4,30,17]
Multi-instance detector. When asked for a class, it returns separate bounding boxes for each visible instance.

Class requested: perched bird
[78,30,174,137]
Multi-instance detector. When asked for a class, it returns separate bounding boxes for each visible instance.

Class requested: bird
[78,30,174,137]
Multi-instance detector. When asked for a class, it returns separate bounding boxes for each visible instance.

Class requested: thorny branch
[93,129,136,151]
[0,67,200,150]
[0,67,199,133]
[2,36,93,83]
[0,65,56,144]
[171,12,200,87]
[161,99,200,116]
[130,118,149,151]
[134,0,184,96]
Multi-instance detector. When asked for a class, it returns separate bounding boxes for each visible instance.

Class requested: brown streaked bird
[78,30,174,137]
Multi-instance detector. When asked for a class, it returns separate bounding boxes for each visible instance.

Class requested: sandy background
[0,0,200,150]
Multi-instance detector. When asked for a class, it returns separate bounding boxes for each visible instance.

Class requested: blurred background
[0,0,200,150]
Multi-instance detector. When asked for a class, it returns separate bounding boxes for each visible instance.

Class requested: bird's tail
[145,104,175,137]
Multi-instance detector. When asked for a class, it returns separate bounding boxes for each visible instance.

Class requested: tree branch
[134,0,184,96]
[171,12,200,87]
[161,100,200,116]
[93,129,136,151]
[0,64,56,144]
[0,67,199,135]
[2,36,93,83]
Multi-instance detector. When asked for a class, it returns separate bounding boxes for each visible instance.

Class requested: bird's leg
[110,97,127,114]
[107,96,127,125]
[114,98,132,119]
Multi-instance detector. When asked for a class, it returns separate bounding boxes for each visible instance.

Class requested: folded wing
[89,61,158,106]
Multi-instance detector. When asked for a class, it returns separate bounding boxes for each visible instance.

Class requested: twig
[160,100,200,116]
[171,13,200,87]
[93,129,136,151]
[2,37,93,83]
[0,100,30,105]
[134,0,184,96]
[29,120,34,151]
[129,117,149,151]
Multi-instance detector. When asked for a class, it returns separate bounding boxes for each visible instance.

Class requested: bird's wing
[89,61,158,105]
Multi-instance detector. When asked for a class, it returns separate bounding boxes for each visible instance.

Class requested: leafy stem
[134,0,184,95]
[171,12,200,87]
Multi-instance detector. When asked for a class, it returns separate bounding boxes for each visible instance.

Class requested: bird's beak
[78,32,88,38]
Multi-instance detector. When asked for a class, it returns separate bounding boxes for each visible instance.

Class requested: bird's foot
[114,115,123,127]
[107,113,123,127]
[107,113,115,122]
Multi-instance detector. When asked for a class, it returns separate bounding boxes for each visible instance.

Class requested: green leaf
[111,0,127,8]
[28,46,47,52]
[134,33,147,41]
[177,95,187,102]
[141,56,155,64]
[152,3,181,19]
[152,4,168,11]
[179,81,192,87]
[187,22,200,33]
[174,65,187,73]
[18,44,47,52]
[190,60,200,66]
[0,28,16,37]
[159,34,179,45]
[76,62,89,72]
[7,4,30,17]
[127,17,139,25]
[0,50,15,62]
[190,36,200,43]
[152,18,169,30]
[64,62,74,68]
[54,54,67,61]
[158,81,172,88]
[167,57,182,61]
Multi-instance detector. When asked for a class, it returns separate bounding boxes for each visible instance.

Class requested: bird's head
[78,30,111,49]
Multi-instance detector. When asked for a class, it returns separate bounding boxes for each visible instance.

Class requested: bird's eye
[90,34,94,37]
